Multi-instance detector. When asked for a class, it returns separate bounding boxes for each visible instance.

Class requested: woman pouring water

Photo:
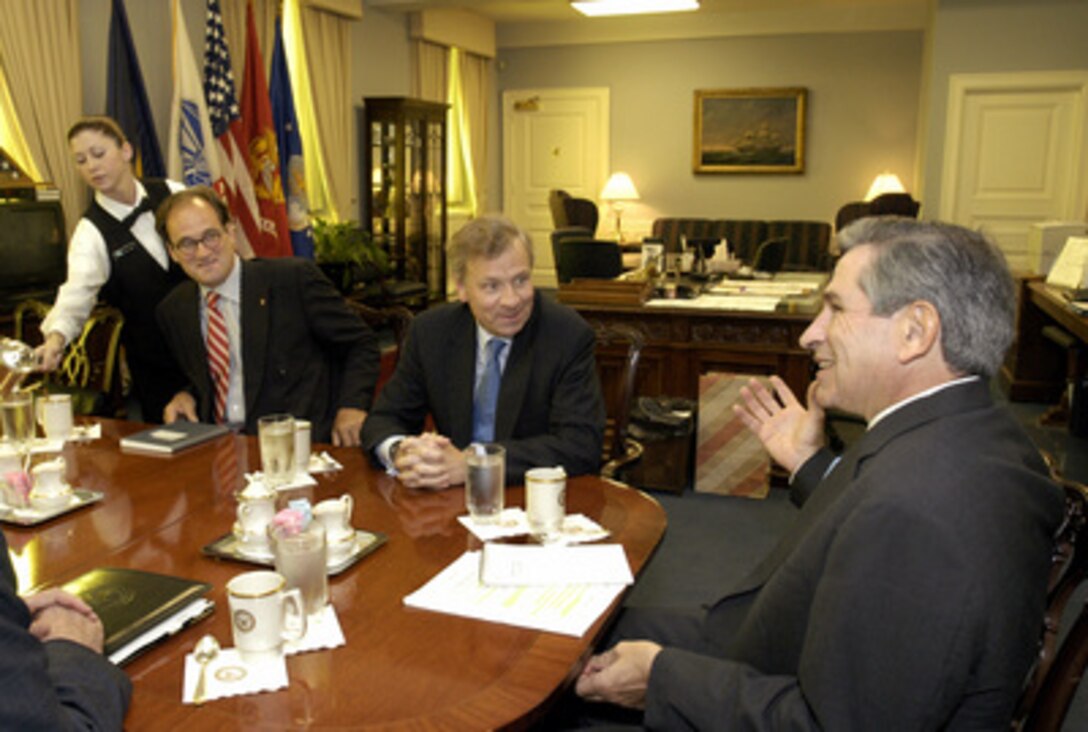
[35,116,188,423]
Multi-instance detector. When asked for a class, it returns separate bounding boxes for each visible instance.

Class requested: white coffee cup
[313,494,353,540]
[36,394,73,441]
[526,466,567,540]
[294,419,312,477]
[226,570,307,664]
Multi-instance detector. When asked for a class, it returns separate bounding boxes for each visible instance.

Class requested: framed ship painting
[693,87,807,174]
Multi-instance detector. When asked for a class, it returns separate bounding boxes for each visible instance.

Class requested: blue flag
[106,0,165,178]
[269,15,314,259]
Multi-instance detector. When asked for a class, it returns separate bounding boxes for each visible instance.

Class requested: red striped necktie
[205,291,231,424]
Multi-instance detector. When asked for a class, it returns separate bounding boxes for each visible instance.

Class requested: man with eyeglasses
[153,187,379,446]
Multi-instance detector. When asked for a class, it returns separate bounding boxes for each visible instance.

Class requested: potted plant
[312,219,390,295]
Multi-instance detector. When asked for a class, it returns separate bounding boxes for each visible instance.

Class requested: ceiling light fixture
[571,0,699,18]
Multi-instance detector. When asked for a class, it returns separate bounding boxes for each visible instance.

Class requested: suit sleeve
[0,581,130,730]
[500,321,605,481]
[359,318,432,462]
[297,261,380,411]
[154,295,202,411]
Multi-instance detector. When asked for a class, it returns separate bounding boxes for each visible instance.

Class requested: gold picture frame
[693,87,807,174]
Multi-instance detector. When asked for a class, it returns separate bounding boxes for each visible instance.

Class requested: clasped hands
[392,433,466,490]
[23,588,105,654]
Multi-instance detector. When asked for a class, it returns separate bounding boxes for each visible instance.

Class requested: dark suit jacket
[0,531,131,730]
[360,292,605,482]
[645,380,1065,730]
[156,258,379,443]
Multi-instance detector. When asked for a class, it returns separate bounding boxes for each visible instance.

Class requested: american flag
[202,0,259,257]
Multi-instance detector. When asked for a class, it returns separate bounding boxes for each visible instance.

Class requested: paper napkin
[285,604,345,655]
[182,647,288,703]
[458,509,610,544]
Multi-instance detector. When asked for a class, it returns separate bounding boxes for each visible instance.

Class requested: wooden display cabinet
[363,97,448,304]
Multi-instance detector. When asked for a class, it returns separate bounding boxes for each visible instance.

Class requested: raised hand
[734,375,825,474]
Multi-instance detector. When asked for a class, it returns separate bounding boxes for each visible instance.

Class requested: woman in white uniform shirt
[37,116,188,422]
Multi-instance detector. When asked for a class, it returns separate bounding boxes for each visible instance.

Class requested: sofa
[650,217,834,271]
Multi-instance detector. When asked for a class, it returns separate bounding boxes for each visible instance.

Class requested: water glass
[258,414,295,487]
[269,520,328,617]
[464,443,505,524]
[0,391,34,449]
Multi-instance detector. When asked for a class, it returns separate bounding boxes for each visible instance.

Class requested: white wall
[921,0,1088,217]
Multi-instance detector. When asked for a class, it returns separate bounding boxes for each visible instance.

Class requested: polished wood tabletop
[4,419,667,730]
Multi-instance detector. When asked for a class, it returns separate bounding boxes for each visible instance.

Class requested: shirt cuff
[377,435,405,474]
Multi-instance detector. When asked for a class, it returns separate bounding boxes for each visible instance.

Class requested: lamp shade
[864,172,906,202]
[600,172,640,202]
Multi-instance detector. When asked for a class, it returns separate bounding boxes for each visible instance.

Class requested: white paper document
[480,543,633,587]
[403,551,628,637]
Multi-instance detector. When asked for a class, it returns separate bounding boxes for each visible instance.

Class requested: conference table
[5,419,667,730]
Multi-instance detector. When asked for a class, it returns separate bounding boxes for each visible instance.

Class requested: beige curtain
[459,51,490,214]
[412,41,448,104]
[299,4,353,219]
[0,0,83,234]
[221,0,277,80]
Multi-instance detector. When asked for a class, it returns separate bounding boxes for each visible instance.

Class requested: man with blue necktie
[361,215,605,489]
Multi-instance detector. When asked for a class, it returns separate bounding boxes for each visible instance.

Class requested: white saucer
[29,488,74,511]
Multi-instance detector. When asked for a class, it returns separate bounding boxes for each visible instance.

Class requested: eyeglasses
[171,228,224,256]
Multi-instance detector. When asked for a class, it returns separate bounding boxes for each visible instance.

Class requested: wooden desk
[5,420,666,730]
[575,298,819,404]
[1002,278,1088,402]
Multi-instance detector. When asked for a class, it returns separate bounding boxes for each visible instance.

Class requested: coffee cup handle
[281,588,307,641]
[341,494,353,521]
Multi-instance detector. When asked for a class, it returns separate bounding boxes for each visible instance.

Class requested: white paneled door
[502,88,610,286]
[941,71,1088,271]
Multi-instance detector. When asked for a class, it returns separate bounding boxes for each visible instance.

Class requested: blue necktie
[472,338,506,443]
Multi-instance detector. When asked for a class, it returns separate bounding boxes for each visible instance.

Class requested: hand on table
[164,391,199,424]
[734,375,825,474]
[331,407,367,447]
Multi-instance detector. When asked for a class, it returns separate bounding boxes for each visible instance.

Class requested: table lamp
[864,171,906,202]
[600,172,640,244]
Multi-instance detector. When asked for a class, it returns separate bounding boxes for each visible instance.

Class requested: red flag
[239,0,292,257]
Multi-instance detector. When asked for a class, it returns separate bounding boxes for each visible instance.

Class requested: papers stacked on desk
[646,294,782,311]
[404,544,633,637]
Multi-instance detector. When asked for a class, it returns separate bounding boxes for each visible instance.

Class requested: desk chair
[752,237,787,274]
[548,189,599,233]
[1013,452,1088,731]
[13,299,125,417]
